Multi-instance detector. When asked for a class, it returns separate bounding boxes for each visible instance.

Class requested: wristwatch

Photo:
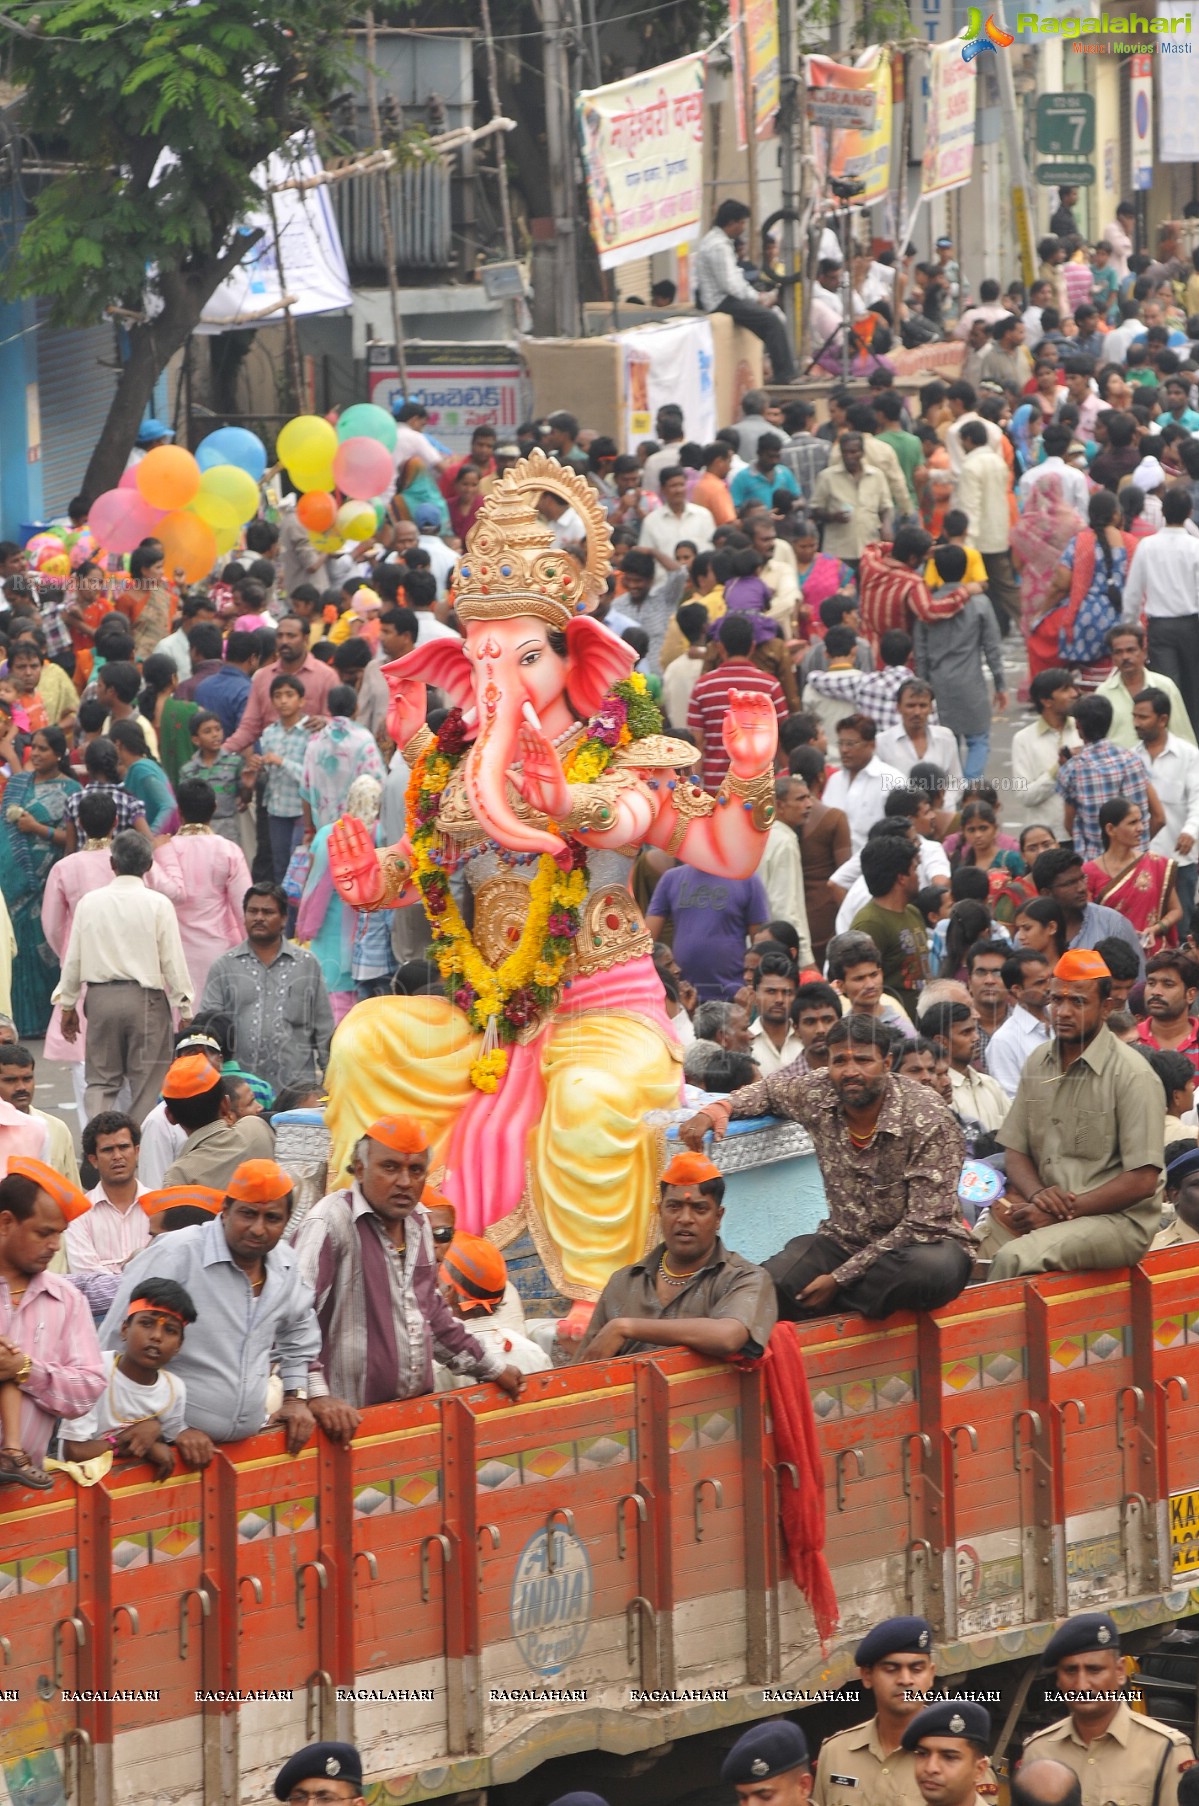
[283,1388,309,1401]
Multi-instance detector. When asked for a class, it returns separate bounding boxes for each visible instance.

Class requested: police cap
[273,1743,363,1800]
[854,1616,934,1667]
[721,1719,810,1785]
[901,1700,991,1751]
[1042,1612,1121,1668]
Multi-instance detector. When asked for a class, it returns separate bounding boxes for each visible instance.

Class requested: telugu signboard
[577,53,707,271]
[921,39,977,198]
[367,344,527,453]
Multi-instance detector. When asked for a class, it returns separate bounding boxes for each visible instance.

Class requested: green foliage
[5,0,358,325]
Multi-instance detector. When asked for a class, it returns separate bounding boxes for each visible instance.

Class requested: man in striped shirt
[686,613,787,793]
[857,526,971,646]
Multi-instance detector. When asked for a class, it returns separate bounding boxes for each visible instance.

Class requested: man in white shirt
[1016,423,1090,515]
[638,469,715,568]
[55,831,194,1125]
[694,198,797,382]
[1134,684,1199,928]
[945,383,1004,482]
[410,504,459,597]
[747,953,806,1078]
[984,949,1052,1098]
[877,680,964,794]
[954,281,1011,342]
[1011,667,1082,836]
[823,717,907,853]
[390,402,446,480]
[66,1112,150,1275]
[1121,487,1199,740]
[758,778,814,966]
[956,419,1019,634]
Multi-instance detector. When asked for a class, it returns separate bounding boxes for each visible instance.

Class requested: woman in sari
[110,718,176,834]
[1083,795,1181,954]
[393,457,450,534]
[1010,472,1087,679]
[1046,488,1137,689]
[792,516,854,639]
[0,726,80,1035]
[295,774,382,1024]
[1008,403,1044,477]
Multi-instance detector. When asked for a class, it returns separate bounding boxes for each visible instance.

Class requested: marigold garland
[406,679,662,1090]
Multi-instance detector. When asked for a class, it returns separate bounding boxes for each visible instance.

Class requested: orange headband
[162,1053,221,1099]
[125,1296,187,1326]
[365,1115,430,1155]
[1054,949,1111,983]
[139,1185,224,1219]
[5,1157,91,1222]
[661,1150,722,1186]
[443,1232,507,1311]
[224,1160,292,1205]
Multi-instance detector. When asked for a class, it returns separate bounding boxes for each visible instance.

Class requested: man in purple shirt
[645,867,769,1001]
[293,1114,523,1407]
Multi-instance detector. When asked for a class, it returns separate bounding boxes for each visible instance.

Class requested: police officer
[272,1743,365,1806]
[1020,1612,1195,1806]
[814,1617,996,1806]
[722,1719,812,1804]
[902,1700,993,1806]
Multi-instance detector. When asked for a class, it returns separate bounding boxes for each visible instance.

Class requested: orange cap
[442,1232,507,1312]
[1054,949,1112,983]
[421,1185,456,1220]
[661,1150,722,1186]
[365,1115,430,1155]
[162,1053,221,1100]
[224,1159,293,1205]
[5,1157,92,1223]
[139,1185,224,1219]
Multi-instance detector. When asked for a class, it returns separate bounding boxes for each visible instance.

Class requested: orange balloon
[157,510,218,585]
[135,445,201,512]
[296,490,337,533]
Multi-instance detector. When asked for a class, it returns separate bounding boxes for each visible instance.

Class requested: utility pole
[480,0,517,262]
[365,8,408,390]
[541,0,581,337]
[776,0,800,359]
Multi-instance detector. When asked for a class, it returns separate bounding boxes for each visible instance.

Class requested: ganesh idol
[326,451,777,1325]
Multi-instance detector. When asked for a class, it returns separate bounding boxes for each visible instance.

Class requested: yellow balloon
[335,500,376,541]
[198,462,259,522]
[212,521,240,557]
[288,450,337,494]
[190,490,240,534]
[278,414,337,471]
[311,531,345,555]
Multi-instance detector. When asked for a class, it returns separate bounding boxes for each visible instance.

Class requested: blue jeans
[961,733,991,783]
[1178,862,1198,938]
[267,813,302,885]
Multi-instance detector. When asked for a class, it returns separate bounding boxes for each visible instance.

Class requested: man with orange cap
[0,1157,104,1487]
[294,1115,525,1406]
[981,949,1166,1277]
[435,1234,551,1387]
[100,1157,358,1460]
[574,1149,777,1362]
[157,1052,275,1193]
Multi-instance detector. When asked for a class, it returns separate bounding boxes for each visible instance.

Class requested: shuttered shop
[36,308,121,517]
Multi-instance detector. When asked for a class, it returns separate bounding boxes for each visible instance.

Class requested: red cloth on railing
[763,1322,840,1650]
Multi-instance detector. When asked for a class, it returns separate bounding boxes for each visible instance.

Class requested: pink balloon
[118,465,141,490]
[89,488,165,555]
[332,435,394,501]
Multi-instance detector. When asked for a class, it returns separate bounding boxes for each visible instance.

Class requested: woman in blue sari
[0,726,80,1035]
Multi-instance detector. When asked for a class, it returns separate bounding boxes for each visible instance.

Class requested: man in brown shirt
[575,1151,777,1361]
[680,1015,972,1320]
[790,745,852,966]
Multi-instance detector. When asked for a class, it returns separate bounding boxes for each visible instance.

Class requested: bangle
[14,1354,32,1386]
[718,767,776,832]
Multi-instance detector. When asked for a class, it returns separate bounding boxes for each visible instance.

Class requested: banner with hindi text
[920,39,977,197]
[577,53,707,271]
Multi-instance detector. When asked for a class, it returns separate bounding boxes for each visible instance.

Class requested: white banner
[617,317,716,451]
[1159,42,1199,162]
[921,39,977,198]
[196,136,352,332]
[577,53,707,271]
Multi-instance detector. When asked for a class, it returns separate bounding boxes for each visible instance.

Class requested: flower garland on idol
[406,675,661,1092]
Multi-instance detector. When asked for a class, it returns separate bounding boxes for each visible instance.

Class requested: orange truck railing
[5,1247,1199,1803]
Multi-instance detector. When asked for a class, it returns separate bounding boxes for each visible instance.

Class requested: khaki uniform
[1020,1700,1195,1806]
[814,1719,998,1806]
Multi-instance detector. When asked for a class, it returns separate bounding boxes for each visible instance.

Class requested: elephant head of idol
[383,449,636,857]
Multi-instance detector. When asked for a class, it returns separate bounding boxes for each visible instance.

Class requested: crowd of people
[4,245,1199,1496]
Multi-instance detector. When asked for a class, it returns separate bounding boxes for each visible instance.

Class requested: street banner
[368,344,528,452]
[577,53,707,271]
[1159,42,1199,162]
[618,317,716,450]
[807,49,894,206]
[921,38,977,197]
[730,0,781,147]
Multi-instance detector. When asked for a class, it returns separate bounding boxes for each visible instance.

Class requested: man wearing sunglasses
[293,1113,523,1406]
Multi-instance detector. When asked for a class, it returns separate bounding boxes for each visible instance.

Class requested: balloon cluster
[280,405,396,554]
[89,427,267,583]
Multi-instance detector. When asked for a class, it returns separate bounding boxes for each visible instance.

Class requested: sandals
[0,1446,54,1490]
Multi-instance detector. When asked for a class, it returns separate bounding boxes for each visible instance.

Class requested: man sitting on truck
[573,1150,777,1362]
[679,1015,973,1321]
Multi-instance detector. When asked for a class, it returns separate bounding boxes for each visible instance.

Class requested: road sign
[1035,160,1096,187]
[1035,92,1095,157]
[1130,53,1154,190]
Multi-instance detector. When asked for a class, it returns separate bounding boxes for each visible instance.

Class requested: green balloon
[336,404,398,455]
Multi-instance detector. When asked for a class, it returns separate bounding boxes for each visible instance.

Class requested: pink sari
[1010,472,1086,673]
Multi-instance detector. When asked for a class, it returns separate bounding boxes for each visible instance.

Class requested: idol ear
[564,614,637,718]
[385,641,474,712]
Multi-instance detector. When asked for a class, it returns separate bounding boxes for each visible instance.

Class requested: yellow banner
[577,53,707,271]
[730,0,781,147]
[807,49,894,207]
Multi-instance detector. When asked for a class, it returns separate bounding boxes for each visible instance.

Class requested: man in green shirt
[850,835,930,1019]
[874,389,925,509]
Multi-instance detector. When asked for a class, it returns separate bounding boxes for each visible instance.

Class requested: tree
[5,0,357,496]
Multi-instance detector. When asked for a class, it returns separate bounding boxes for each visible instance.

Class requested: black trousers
[1146,615,1199,741]
[766,1232,972,1321]
[713,296,797,383]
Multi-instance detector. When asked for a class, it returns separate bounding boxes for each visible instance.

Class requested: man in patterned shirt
[1057,693,1165,860]
[804,630,930,735]
[680,1014,972,1319]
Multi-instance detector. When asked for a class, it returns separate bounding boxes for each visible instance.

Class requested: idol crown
[453,448,613,631]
